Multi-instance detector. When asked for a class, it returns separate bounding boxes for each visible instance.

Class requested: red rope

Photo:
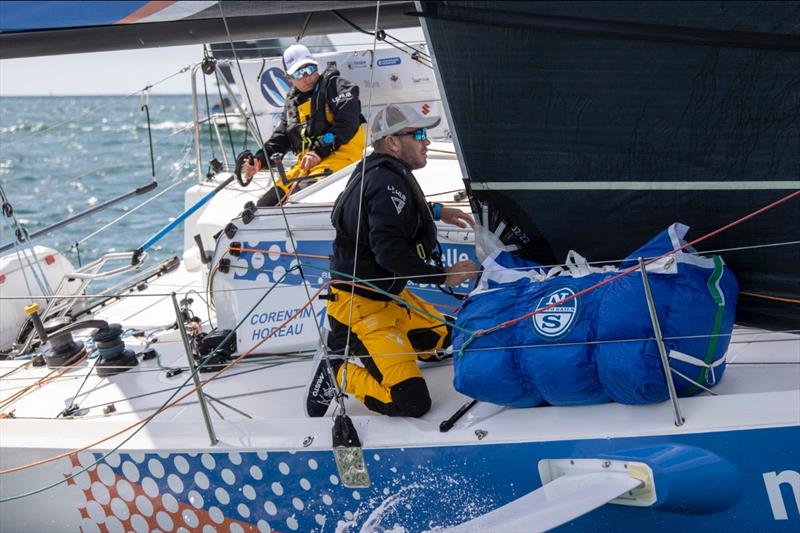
[480,188,800,336]
[229,245,330,260]
[740,291,800,304]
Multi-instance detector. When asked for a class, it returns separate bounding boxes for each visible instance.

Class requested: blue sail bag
[452,223,738,407]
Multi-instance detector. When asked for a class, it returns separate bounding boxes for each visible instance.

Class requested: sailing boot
[304,354,344,418]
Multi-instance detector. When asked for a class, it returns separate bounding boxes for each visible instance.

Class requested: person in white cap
[305,103,477,418]
[242,43,366,205]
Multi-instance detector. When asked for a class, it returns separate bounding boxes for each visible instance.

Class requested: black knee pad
[407,327,442,352]
[390,377,431,418]
[256,187,285,207]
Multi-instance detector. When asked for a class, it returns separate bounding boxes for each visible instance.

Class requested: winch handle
[282,168,333,184]
[270,152,288,184]
[233,150,256,187]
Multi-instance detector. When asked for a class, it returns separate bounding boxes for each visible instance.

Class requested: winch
[25,304,137,376]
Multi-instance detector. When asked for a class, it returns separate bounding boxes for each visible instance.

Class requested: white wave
[144,120,192,131]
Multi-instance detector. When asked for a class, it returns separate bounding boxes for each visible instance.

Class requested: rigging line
[74,359,311,412]
[297,12,314,41]
[204,393,226,420]
[670,367,719,396]
[0,361,31,380]
[213,68,238,162]
[4,229,49,300]
[477,188,800,338]
[228,245,330,260]
[428,330,800,356]
[71,385,306,421]
[4,327,789,390]
[6,224,794,303]
[222,238,794,282]
[0,184,53,296]
[340,1,385,413]
[0,274,325,493]
[0,351,89,411]
[74,172,193,247]
[59,354,101,418]
[740,291,800,304]
[200,47,218,163]
[469,239,800,275]
[304,260,472,336]
[216,2,328,351]
[1,66,192,148]
[425,188,466,197]
[331,9,433,62]
[183,288,215,331]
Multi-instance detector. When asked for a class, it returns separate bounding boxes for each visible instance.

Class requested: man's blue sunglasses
[394,128,428,141]
[290,64,318,80]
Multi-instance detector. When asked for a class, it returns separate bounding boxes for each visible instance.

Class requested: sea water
[0,95,251,271]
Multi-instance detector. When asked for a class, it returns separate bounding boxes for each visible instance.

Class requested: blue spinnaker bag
[452,223,738,406]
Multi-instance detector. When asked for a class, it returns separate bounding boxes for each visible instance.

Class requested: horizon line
[0,93,194,97]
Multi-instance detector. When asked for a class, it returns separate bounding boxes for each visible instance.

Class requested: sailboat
[1,2,798,532]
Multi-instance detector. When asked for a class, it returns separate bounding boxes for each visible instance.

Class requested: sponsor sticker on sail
[377,57,401,67]
[532,287,579,339]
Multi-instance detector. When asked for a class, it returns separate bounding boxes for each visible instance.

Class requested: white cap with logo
[282,44,318,75]
[369,103,441,144]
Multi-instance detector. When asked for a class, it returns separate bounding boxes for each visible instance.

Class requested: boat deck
[1,264,798,451]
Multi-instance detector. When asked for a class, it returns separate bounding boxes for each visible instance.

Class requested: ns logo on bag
[532,287,579,339]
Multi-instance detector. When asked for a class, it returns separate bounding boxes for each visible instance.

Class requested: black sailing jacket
[255,68,365,163]
[331,153,446,300]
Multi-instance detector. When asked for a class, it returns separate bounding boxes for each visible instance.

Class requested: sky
[0,45,206,96]
[0,29,424,96]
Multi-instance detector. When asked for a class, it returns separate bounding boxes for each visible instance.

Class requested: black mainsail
[420,1,800,330]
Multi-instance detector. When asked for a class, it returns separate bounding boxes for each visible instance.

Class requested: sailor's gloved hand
[440,206,475,229]
[474,204,520,263]
[444,259,478,287]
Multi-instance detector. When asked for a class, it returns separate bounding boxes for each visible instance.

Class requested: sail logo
[260,67,290,108]
[532,287,579,338]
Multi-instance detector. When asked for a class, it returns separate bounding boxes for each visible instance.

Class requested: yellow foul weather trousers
[326,286,449,417]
